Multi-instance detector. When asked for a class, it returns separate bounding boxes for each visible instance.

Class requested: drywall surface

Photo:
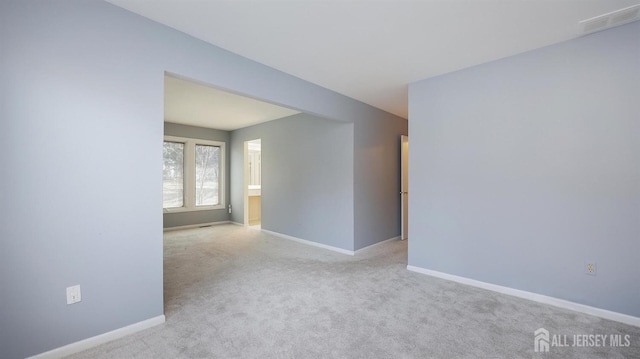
[354,114,408,250]
[230,114,355,251]
[408,21,640,317]
[0,2,165,358]
[163,123,230,228]
[0,1,402,357]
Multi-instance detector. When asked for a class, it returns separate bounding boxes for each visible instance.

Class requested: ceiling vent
[578,4,640,35]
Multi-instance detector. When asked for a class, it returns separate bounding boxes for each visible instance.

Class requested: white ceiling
[165,75,299,131]
[111,0,640,119]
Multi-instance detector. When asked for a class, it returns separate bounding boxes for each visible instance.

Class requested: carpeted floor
[68,224,639,358]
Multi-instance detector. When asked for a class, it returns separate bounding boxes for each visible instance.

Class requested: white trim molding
[163,135,226,212]
[262,229,355,256]
[163,220,231,232]
[354,236,401,255]
[407,265,640,328]
[27,315,165,359]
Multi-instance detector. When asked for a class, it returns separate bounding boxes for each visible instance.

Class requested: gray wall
[408,22,640,317]
[230,114,355,251]
[163,122,231,228]
[354,115,408,250]
[0,1,404,357]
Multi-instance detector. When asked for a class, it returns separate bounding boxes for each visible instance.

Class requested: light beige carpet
[67,224,639,358]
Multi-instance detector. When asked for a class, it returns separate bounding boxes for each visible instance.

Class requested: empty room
[1,1,638,358]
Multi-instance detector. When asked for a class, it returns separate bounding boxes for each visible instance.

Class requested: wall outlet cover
[66,285,82,304]
[584,262,597,276]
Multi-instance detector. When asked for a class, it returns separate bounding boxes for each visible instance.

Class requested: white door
[401,135,409,240]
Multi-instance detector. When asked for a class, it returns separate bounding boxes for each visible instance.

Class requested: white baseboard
[28,315,165,358]
[354,236,401,254]
[407,265,640,328]
[262,229,355,256]
[163,220,230,232]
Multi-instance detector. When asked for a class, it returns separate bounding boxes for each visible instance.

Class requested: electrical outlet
[66,285,82,304]
[585,262,597,276]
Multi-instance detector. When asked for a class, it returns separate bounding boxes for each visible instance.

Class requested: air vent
[610,6,639,25]
[578,4,640,35]
[580,17,609,33]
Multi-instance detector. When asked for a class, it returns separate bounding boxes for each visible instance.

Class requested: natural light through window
[195,144,220,206]
[163,136,225,212]
[163,141,184,208]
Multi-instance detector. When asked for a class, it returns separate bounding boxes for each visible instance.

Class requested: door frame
[243,138,261,226]
[401,135,408,240]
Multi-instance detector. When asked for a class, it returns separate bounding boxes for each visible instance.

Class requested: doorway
[401,135,408,240]
[244,139,262,228]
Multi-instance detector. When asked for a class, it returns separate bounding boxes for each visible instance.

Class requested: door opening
[244,139,262,229]
[401,135,408,240]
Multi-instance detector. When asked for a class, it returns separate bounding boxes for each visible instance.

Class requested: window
[195,144,220,206]
[163,141,184,208]
[163,136,225,212]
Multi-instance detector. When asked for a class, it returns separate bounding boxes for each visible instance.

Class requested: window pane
[195,144,220,206]
[163,142,184,208]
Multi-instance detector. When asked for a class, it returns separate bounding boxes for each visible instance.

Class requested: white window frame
[163,135,225,212]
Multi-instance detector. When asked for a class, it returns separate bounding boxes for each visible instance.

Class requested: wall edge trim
[406,265,640,327]
[354,236,401,254]
[163,220,231,232]
[27,315,166,359]
[262,229,354,256]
